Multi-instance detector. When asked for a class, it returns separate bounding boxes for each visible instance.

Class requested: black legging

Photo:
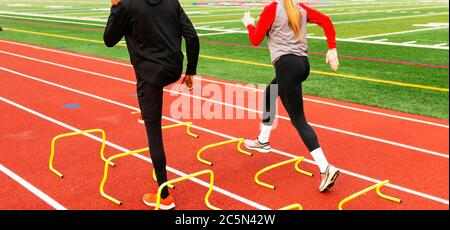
[262,54,320,152]
[137,79,169,199]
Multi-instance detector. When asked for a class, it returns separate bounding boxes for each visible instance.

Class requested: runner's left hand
[242,11,255,27]
[326,48,339,71]
[182,75,194,91]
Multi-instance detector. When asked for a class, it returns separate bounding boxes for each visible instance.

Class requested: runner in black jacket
[104,0,199,210]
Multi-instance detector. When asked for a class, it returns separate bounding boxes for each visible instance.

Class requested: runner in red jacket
[242,0,340,192]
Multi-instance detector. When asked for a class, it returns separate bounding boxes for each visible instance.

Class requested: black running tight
[137,80,169,199]
[262,54,320,152]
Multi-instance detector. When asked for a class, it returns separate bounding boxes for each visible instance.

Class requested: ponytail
[283,0,302,42]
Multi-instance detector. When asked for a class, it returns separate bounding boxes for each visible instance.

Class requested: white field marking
[0,163,67,210]
[6,4,32,7]
[198,31,240,37]
[185,11,211,15]
[331,12,449,25]
[194,26,243,33]
[309,36,449,50]
[373,38,388,42]
[0,93,270,211]
[404,41,417,44]
[0,15,106,27]
[2,9,447,29]
[90,8,110,11]
[433,43,448,46]
[187,7,262,13]
[45,6,72,9]
[191,6,448,25]
[1,50,448,159]
[1,39,447,129]
[47,12,109,18]
[413,22,449,27]
[189,12,253,18]
[194,19,242,25]
[0,11,106,22]
[312,2,442,10]
[349,26,449,39]
[1,68,448,206]
[324,6,448,16]
[188,25,449,50]
[307,33,315,36]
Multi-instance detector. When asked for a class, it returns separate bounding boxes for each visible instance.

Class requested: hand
[242,11,255,27]
[111,0,121,6]
[326,48,339,71]
[181,74,194,91]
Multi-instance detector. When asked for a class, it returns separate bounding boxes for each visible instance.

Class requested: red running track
[0,40,448,210]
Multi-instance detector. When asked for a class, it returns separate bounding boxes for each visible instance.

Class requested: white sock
[310,148,329,173]
[258,124,272,143]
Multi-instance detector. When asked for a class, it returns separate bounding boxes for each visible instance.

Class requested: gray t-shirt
[267,0,308,64]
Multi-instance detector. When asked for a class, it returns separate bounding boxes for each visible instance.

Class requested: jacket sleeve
[179,5,200,75]
[246,2,277,46]
[103,2,129,47]
[300,3,336,49]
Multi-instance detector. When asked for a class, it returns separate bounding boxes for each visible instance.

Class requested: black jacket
[104,0,199,86]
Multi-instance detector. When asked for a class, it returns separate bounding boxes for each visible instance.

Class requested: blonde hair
[283,0,302,42]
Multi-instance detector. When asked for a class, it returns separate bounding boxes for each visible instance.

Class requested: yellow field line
[3,27,448,92]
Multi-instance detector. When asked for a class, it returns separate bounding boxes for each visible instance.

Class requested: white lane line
[0,163,67,210]
[404,41,417,44]
[349,26,449,39]
[0,94,270,210]
[0,50,448,159]
[0,39,447,129]
[433,43,448,46]
[1,67,447,206]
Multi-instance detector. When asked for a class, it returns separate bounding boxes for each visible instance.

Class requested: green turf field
[0,0,448,119]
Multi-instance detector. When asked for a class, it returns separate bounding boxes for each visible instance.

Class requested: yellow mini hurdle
[49,129,113,178]
[99,121,198,205]
[196,138,252,166]
[154,169,303,210]
[155,170,219,210]
[162,122,199,139]
[255,157,313,190]
[338,180,402,210]
[100,147,149,205]
[278,204,303,210]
